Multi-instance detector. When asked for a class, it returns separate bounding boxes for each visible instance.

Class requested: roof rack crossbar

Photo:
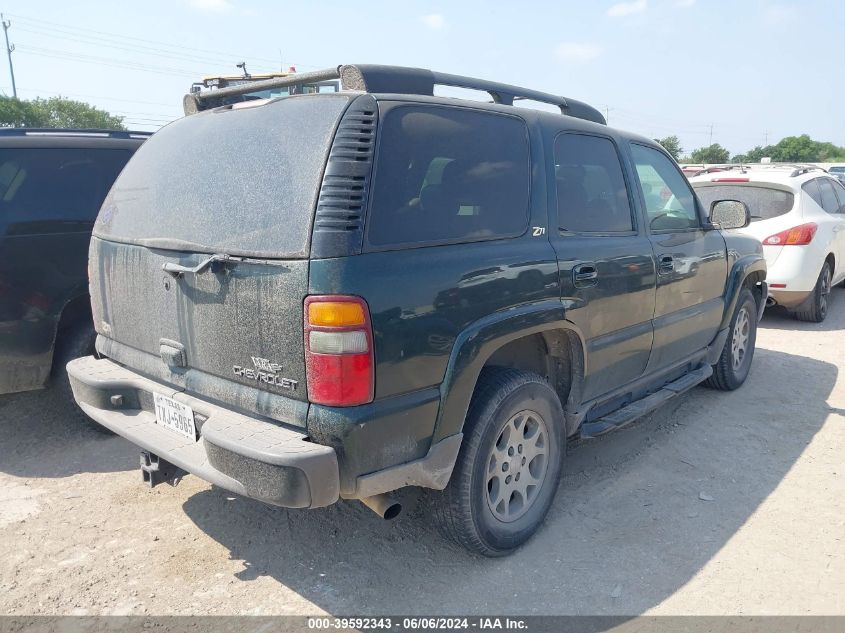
[183,64,606,125]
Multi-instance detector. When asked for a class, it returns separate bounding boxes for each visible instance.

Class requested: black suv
[0,128,148,408]
[68,66,766,555]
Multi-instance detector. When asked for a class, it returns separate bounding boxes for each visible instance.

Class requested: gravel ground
[0,291,843,616]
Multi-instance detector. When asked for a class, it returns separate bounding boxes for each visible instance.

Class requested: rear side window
[802,179,823,207]
[693,184,795,222]
[830,179,845,213]
[0,148,130,234]
[366,106,530,247]
[555,134,633,233]
[817,178,840,214]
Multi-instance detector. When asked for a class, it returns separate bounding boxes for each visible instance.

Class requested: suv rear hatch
[90,94,352,426]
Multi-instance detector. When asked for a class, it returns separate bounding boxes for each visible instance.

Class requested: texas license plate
[153,393,196,441]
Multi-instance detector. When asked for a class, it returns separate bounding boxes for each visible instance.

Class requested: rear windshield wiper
[162,253,241,277]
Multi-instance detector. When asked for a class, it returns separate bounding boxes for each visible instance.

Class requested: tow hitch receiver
[140,451,184,488]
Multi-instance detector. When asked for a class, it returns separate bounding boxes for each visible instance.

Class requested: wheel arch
[51,293,94,371]
[432,300,586,443]
[721,254,767,330]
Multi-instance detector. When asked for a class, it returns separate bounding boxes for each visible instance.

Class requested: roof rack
[0,128,152,139]
[692,164,747,176]
[182,64,606,125]
[783,164,826,177]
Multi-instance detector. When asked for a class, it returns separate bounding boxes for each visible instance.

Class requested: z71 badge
[233,356,298,391]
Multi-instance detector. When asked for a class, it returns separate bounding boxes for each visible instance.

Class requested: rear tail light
[762,223,817,246]
[304,296,374,407]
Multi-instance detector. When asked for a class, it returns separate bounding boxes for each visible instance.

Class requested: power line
[7,12,293,70]
[15,44,207,78]
[11,24,281,74]
[16,86,176,109]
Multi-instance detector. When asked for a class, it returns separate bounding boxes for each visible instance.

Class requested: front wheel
[705,288,757,391]
[430,368,565,556]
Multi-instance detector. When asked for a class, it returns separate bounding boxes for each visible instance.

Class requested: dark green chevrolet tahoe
[68,65,767,556]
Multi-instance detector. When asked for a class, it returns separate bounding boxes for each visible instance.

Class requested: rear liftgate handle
[573,262,599,288]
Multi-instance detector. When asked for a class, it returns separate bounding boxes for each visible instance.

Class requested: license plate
[153,393,196,441]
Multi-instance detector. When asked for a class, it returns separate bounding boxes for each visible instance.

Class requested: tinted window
[802,179,823,207]
[630,144,699,231]
[96,94,350,258]
[817,178,840,214]
[0,148,130,234]
[367,106,530,247]
[830,179,845,213]
[554,134,633,233]
[693,185,794,222]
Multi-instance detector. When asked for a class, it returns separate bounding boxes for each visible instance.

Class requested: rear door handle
[573,262,598,288]
[658,254,674,275]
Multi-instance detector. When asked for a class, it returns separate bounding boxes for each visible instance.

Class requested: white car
[690,165,845,322]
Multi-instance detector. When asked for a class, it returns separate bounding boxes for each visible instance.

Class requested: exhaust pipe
[766,297,777,307]
[360,493,402,520]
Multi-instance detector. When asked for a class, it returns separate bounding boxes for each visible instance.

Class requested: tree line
[0,96,125,130]
[654,134,845,165]
[1,95,843,167]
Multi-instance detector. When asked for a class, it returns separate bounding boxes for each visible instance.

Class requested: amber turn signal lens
[308,301,366,327]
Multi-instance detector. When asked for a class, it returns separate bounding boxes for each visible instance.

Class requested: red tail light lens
[304,295,374,407]
[762,223,817,246]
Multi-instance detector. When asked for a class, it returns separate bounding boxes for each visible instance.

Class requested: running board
[579,366,712,439]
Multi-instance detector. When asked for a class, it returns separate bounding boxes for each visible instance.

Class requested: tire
[430,368,565,556]
[50,324,112,434]
[793,262,832,323]
[705,288,757,391]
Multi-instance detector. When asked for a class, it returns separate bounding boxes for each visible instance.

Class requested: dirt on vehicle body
[68,64,766,555]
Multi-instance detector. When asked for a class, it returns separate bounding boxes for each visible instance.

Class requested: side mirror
[709,200,750,230]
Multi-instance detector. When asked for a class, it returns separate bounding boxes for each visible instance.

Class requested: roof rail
[183,64,606,125]
[0,128,152,139]
[785,164,826,177]
[692,164,747,176]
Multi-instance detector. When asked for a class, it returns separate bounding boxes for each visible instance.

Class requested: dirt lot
[1,292,843,616]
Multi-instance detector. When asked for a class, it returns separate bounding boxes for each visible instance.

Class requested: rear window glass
[555,134,633,233]
[0,148,130,234]
[693,184,795,222]
[95,94,350,258]
[366,105,530,247]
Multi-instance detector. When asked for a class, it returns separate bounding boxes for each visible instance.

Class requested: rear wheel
[793,262,832,323]
[430,368,565,556]
[50,324,112,434]
[705,288,757,391]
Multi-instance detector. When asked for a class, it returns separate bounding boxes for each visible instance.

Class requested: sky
[0,0,840,156]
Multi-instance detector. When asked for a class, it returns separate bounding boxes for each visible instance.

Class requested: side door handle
[573,262,598,288]
[658,254,674,275]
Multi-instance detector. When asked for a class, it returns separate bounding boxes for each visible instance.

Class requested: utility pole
[764,130,769,146]
[708,123,714,146]
[1,14,15,99]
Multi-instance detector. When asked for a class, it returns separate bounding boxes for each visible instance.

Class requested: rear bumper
[67,355,340,508]
[768,289,813,309]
